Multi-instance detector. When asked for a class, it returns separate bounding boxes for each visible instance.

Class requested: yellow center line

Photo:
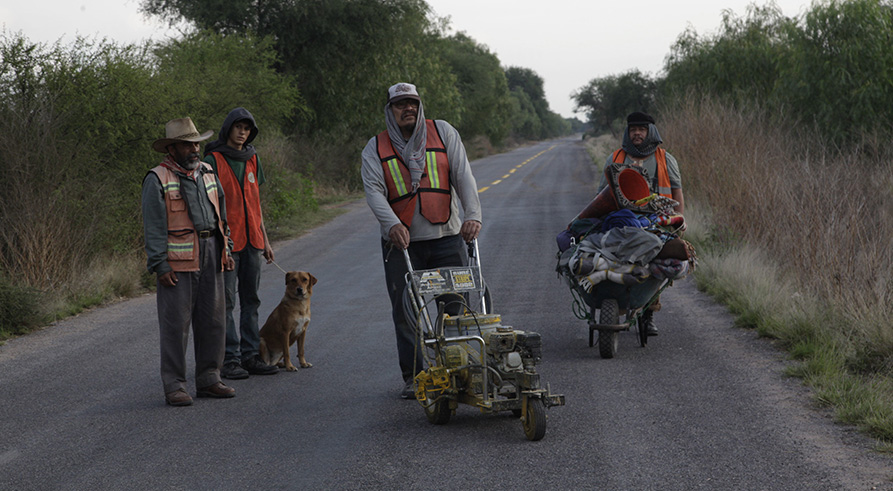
[477,144,557,193]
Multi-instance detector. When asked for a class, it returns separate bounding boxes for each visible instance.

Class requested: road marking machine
[405,240,564,441]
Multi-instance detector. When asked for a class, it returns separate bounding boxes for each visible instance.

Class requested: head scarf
[384,100,427,191]
[621,123,663,158]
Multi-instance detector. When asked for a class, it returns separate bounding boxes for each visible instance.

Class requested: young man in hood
[204,107,279,379]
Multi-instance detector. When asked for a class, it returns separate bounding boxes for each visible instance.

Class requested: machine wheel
[423,391,451,425]
[471,282,493,314]
[482,285,493,314]
[521,398,547,441]
[598,299,619,359]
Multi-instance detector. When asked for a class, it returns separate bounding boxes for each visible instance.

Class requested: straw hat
[152,117,214,153]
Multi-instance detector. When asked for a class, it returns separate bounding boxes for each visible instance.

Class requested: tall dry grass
[0,102,94,291]
[660,96,893,371]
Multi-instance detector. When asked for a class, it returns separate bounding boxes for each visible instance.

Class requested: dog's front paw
[300,361,313,368]
[286,365,298,372]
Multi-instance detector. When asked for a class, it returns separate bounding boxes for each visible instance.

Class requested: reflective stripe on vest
[150,161,228,272]
[376,120,451,228]
[212,152,264,252]
[612,148,672,198]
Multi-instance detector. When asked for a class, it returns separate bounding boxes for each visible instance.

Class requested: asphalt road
[1,136,890,490]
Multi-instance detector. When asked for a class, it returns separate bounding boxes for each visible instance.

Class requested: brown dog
[259,271,317,371]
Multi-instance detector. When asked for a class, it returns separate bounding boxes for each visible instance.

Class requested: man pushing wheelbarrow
[556,112,696,358]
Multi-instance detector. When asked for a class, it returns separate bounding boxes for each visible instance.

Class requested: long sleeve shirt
[361,119,482,241]
[141,163,228,275]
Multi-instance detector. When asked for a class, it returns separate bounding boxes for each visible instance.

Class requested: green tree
[151,30,302,132]
[140,0,461,139]
[505,66,569,139]
[662,4,791,105]
[572,69,656,136]
[776,0,893,143]
[437,32,513,144]
[508,86,542,140]
[660,0,893,146]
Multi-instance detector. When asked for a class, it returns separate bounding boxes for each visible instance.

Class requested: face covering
[384,100,427,191]
[621,123,663,158]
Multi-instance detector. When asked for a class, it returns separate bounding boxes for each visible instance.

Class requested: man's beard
[177,153,201,170]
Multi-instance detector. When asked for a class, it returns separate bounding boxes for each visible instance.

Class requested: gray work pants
[156,234,226,394]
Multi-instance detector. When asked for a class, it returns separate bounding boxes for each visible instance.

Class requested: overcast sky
[3,0,811,119]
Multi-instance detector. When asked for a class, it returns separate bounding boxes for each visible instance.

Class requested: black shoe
[221,360,249,379]
[643,312,659,336]
[242,355,279,375]
[400,380,415,400]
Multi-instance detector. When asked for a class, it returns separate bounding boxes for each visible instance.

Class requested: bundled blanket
[560,209,695,292]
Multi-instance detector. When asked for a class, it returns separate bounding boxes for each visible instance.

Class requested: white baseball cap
[387,82,420,104]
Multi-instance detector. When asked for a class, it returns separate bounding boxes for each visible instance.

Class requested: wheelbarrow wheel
[522,398,547,441]
[424,391,451,425]
[598,299,619,359]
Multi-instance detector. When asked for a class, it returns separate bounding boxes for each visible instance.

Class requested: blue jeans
[224,248,262,363]
[381,234,467,382]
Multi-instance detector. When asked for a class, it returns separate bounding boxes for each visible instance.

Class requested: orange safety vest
[376,120,451,228]
[149,162,229,272]
[612,148,672,198]
[211,152,264,252]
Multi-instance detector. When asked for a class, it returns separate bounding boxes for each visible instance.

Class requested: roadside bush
[0,44,96,289]
[254,131,319,239]
[263,168,317,224]
[0,274,45,339]
[0,30,303,321]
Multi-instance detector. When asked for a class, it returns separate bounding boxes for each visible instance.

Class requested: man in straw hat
[599,111,685,336]
[142,117,237,406]
[361,82,482,399]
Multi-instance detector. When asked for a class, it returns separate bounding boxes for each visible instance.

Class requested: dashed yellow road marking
[478,144,557,193]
